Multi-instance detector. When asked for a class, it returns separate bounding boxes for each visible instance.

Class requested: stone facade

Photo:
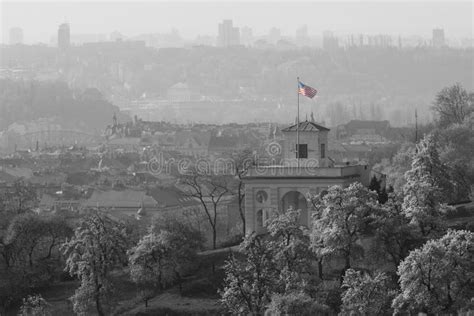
[242,121,371,235]
[281,120,330,167]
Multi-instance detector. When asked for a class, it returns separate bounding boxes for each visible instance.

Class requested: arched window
[281,191,309,226]
[263,208,274,226]
[281,191,307,212]
[256,190,268,204]
[256,209,263,228]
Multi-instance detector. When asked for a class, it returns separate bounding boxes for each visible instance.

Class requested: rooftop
[243,164,367,179]
[148,186,199,208]
[83,189,157,209]
[344,120,390,130]
[281,120,330,132]
[169,82,190,90]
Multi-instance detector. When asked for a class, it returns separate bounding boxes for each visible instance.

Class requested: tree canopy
[221,209,319,315]
[340,269,395,315]
[402,134,451,237]
[61,212,129,316]
[432,83,474,128]
[392,230,474,314]
[310,182,378,278]
[128,215,204,302]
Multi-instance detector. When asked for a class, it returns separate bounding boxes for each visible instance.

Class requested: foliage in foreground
[311,182,379,279]
[128,215,204,306]
[0,211,72,312]
[19,294,51,316]
[392,229,474,314]
[221,210,324,315]
[340,269,396,315]
[402,134,451,238]
[61,212,129,316]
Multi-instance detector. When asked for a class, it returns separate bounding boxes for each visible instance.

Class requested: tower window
[257,209,263,228]
[320,144,326,159]
[256,190,268,204]
[296,144,308,159]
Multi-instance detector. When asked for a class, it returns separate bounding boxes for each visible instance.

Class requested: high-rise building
[323,31,339,51]
[9,27,23,45]
[240,26,254,46]
[295,25,309,46]
[217,20,240,47]
[268,27,281,44]
[58,23,70,50]
[110,31,124,42]
[432,28,445,48]
[367,34,392,48]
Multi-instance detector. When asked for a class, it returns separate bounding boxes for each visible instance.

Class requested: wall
[244,175,362,235]
[282,130,329,165]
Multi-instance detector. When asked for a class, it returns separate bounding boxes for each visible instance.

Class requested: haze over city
[2,1,473,44]
[0,1,474,315]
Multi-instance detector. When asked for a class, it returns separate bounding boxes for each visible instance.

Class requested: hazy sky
[1,1,473,44]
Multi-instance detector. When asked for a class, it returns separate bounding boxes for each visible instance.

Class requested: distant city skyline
[1,1,472,45]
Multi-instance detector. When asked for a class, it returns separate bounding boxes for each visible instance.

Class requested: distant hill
[0,45,472,125]
[0,79,130,133]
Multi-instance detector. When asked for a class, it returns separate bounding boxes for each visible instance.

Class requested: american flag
[298,81,318,99]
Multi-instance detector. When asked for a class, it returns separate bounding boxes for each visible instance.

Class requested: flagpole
[296,77,300,168]
[415,108,418,143]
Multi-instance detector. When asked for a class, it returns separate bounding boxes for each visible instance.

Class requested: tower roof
[282,120,330,132]
[169,82,189,90]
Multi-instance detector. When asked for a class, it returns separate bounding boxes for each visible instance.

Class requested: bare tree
[180,171,232,249]
[230,149,255,235]
[1,180,37,215]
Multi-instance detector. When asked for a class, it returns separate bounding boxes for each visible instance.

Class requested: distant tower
[323,31,339,51]
[58,23,70,50]
[268,27,281,44]
[240,26,253,46]
[432,28,445,48]
[295,25,309,46]
[9,27,23,45]
[217,20,240,47]
[110,30,124,41]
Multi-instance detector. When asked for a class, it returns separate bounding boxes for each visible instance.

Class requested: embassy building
[243,120,371,235]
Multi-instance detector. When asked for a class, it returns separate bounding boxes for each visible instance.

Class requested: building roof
[243,165,366,179]
[0,166,33,179]
[281,120,330,132]
[168,82,190,90]
[209,135,240,149]
[344,120,390,131]
[108,137,141,146]
[175,131,211,148]
[0,170,19,183]
[39,193,56,209]
[342,144,372,153]
[83,189,157,209]
[147,186,199,208]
